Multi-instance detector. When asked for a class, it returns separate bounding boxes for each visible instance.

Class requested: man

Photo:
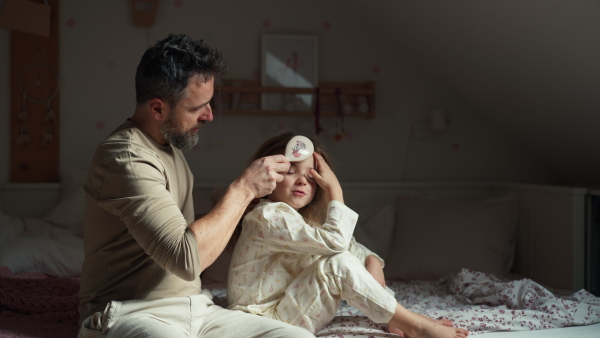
[77,34,314,338]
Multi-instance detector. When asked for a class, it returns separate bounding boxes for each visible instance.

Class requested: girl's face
[268,155,317,210]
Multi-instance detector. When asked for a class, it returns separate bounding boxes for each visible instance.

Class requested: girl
[227,132,468,338]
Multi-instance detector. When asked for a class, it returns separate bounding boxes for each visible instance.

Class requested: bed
[1,171,599,337]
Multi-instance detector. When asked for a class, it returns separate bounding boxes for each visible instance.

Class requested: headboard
[0,183,61,218]
[0,181,588,291]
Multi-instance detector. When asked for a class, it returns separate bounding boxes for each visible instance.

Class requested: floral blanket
[1,268,599,338]
[0,267,79,338]
[212,269,600,337]
[327,269,600,337]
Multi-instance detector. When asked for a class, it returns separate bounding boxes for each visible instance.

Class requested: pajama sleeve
[348,237,385,268]
[87,147,200,281]
[251,200,358,255]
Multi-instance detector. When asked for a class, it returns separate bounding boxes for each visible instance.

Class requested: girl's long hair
[227,132,333,250]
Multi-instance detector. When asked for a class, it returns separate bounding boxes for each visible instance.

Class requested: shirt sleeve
[348,237,385,268]
[88,147,200,281]
[247,200,358,255]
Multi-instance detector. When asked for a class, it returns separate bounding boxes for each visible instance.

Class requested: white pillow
[351,203,396,259]
[352,223,379,256]
[44,186,85,237]
[194,188,215,218]
[201,249,232,286]
[0,210,25,248]
[0,232,83,277]
[59,166,88,201]
[385,195,518,280]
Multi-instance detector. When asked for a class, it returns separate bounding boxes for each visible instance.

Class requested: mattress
[208,269,600,337]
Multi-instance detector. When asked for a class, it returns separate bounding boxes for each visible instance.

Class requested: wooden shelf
[212,79,375,118]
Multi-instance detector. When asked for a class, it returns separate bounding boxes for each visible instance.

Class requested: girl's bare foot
[391,314,449,336]
[387,324,405,337]
[417,313,453,327]
[388,305,469,338]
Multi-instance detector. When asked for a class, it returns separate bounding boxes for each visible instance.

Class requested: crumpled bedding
[2,202,598,338]
[0,267,79,338]
[211,269,600,337]
[1,266,598,338]
[0,210,83,277]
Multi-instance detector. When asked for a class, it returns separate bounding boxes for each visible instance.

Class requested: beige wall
[0,0,556,185]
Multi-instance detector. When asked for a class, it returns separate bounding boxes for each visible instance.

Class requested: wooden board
[213,79,375,118]
[9,0,59,182]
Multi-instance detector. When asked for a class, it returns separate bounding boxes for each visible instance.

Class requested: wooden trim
[9,0,60,182]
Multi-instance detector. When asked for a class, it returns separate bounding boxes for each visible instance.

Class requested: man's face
[160,76,214,150]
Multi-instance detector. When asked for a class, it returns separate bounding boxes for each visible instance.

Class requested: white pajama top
[227,199,384,316]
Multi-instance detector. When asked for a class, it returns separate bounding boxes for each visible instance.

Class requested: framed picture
[261,34,318,111]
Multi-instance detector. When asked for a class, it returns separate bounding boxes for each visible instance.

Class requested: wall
[332,0,600,187]
[0,0,557,185]
[0,24,8,185]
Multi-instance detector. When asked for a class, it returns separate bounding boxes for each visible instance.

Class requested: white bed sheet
[315,318,600,337]
[0,210,83,277]
[209,269,600,337]
[477,323,600,337]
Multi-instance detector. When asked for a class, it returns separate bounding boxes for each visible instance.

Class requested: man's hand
[238,154,290,199]
[190,155,289,271]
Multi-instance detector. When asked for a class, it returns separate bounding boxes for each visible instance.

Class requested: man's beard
[160,114,202,151]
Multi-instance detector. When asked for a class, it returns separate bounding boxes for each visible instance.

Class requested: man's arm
[188,154,290,271]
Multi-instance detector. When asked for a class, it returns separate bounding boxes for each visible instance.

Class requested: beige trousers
[270,251,397,334]
[78,291,314,338]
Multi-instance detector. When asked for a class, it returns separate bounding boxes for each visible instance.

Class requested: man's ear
[149,98,168,121]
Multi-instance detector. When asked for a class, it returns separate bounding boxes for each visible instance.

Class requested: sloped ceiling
[331,0,600,186]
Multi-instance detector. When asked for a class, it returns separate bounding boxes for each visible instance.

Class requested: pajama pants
[78,290,314,338]
[269,251,397,334]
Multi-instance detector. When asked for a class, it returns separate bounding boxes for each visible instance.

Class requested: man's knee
[251,316,315,338]
[267,325,315,338]
[106,316,187,338]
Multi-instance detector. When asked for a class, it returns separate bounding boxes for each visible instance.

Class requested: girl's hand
[366,255,386,288]
[310,152,343,203]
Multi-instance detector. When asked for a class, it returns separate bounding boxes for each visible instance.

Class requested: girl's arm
[366,254,386,287]
[348,237,385,267]
[349,238,386,287]
[251,201,357,255]
[310,152,343,203]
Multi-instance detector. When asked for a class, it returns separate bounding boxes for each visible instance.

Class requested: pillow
[201,249,232,287]
[0,236,83,277]
[352,203,396,259]
[194,188,215,218]
[59,166,88,201]
[352,223,379,256]
[0,218,84,277]
[385,194,518,280]
[42,166,87,237]
[44,186,85,237]
[0,210,25,248]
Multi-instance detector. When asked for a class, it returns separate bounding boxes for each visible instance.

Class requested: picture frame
[261,34,318,112]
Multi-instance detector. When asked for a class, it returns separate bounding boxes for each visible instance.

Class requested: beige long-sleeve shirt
[79,120,201,324]
[227,199,384,315]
